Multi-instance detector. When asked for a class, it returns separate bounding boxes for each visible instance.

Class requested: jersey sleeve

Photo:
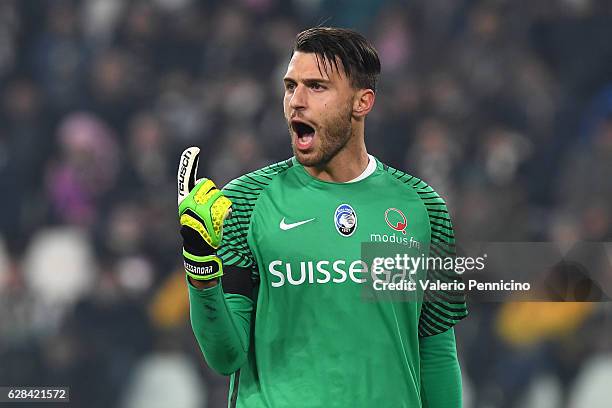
[217,179,258,271]
[419,328,462,407]
[188,160,293,377]
[417,184,468,337]
[217,159,293,281]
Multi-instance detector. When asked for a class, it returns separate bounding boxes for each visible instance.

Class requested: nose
[289,84,307,111]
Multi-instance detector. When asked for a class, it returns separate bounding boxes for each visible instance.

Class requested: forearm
[187,278,253,375]
[419,328,462,408]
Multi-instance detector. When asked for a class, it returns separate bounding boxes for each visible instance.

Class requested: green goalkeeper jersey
[198,156,467,407]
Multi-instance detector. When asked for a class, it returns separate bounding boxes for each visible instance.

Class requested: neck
[304,128,369,183]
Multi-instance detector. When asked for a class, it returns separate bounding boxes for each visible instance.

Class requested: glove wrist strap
[183,249,223,280]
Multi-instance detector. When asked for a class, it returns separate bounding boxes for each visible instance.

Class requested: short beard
[290,105,353,167]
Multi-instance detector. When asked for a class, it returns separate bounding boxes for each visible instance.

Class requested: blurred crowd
[0,0,611,407]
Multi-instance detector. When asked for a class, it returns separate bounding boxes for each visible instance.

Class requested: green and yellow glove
[177,147,232,281]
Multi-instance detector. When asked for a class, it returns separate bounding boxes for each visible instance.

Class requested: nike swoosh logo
[279,217,316,231]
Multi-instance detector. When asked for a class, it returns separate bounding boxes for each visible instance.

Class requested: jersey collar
[291,154,380,186]
[346,154,376,183]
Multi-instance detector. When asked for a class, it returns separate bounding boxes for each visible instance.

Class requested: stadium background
[0,0,611,407]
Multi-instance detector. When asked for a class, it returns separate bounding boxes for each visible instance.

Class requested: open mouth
[291,120,316,150]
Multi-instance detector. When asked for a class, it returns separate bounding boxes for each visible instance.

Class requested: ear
[353,89,376,118]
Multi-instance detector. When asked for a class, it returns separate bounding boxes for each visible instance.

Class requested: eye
[284,82,296,92]
[310,82,324,90]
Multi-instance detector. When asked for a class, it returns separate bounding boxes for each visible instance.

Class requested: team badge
[334,204,357,237]
[385,208,407,234]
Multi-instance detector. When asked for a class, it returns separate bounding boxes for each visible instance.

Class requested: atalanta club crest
[334,204,357,237]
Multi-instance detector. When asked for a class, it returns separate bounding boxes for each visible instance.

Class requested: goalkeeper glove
[177,146,232,281]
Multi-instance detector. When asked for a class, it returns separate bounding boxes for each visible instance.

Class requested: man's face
[283,51,356,167]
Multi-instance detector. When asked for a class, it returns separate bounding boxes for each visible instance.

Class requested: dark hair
[293,27,381,91]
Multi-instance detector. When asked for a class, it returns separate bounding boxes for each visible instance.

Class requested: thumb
[177,146,200,205]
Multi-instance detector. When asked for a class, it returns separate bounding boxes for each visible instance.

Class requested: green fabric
[420,328,462,408]
[187,277,253,375]
[189,157,467,407]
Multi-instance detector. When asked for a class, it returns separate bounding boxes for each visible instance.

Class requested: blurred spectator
[121,350,207,408]
[46,112,119,226]
[0,77,49,242]
[23,227,96,311]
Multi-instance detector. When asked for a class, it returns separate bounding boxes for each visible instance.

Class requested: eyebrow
[283,77,332,86]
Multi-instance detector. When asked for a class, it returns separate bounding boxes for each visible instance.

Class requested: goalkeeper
[179,27,467,408]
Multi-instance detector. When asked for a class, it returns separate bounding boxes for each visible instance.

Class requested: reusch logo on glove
[178,146,201,206]
[178,149,193,198]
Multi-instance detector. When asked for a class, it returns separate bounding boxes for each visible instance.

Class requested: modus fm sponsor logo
[370,207,422,249]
